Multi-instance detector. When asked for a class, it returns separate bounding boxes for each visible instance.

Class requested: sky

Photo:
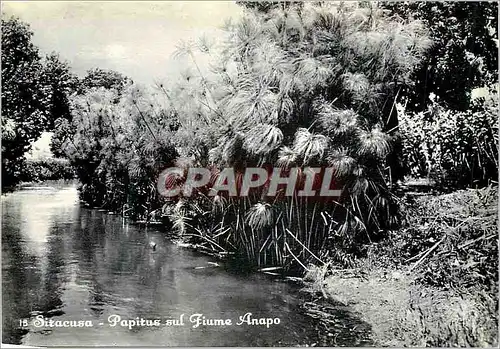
[2,1,242,84]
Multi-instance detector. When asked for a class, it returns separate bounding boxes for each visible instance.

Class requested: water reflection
[2,184,370,346]
[2,186,79,343]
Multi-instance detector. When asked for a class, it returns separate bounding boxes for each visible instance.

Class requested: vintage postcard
[1,1,498,347]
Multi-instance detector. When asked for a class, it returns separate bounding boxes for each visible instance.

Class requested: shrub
[18,157,75,182]
[367,185,498,297]
[56,85,178,217]
[399,88,498,188]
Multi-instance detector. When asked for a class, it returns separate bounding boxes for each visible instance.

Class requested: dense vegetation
[18,158,75,183]
[54,2,433,271]
[55,84,178,219]
[3,2,497,271]
[383,1,498,112]
[399,90,498,188]
[1,17,77,189]
[2,2,498,346]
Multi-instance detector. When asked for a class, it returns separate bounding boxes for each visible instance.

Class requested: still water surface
[2,184,367,346]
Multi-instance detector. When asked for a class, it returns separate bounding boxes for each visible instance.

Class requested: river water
[2,183,369,346]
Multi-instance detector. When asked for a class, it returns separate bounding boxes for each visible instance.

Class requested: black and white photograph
[1,1,498,347]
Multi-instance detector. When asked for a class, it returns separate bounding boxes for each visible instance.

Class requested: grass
[302,185,498,347]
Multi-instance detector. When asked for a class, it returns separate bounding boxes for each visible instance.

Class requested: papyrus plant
[163,2,431,270]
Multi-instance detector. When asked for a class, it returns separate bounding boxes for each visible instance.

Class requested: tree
[383,2,498,112]
[42,53,79,128]
[50,67,132,157]
[236,1,301,13]
[1,17,79,188]
[2,17,51,187]
[80,67,132,94]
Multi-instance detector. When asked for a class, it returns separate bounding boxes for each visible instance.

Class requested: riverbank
[4,181,496,346]
[167,185,498,346]
[312,267,497,347]
[303,186,498,347]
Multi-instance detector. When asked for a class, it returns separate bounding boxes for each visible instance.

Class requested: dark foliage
[399,88,498,188]
[384,1,498,112]
[18,158,75,182]
[1,17,77,188]
[368,186,498,297]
